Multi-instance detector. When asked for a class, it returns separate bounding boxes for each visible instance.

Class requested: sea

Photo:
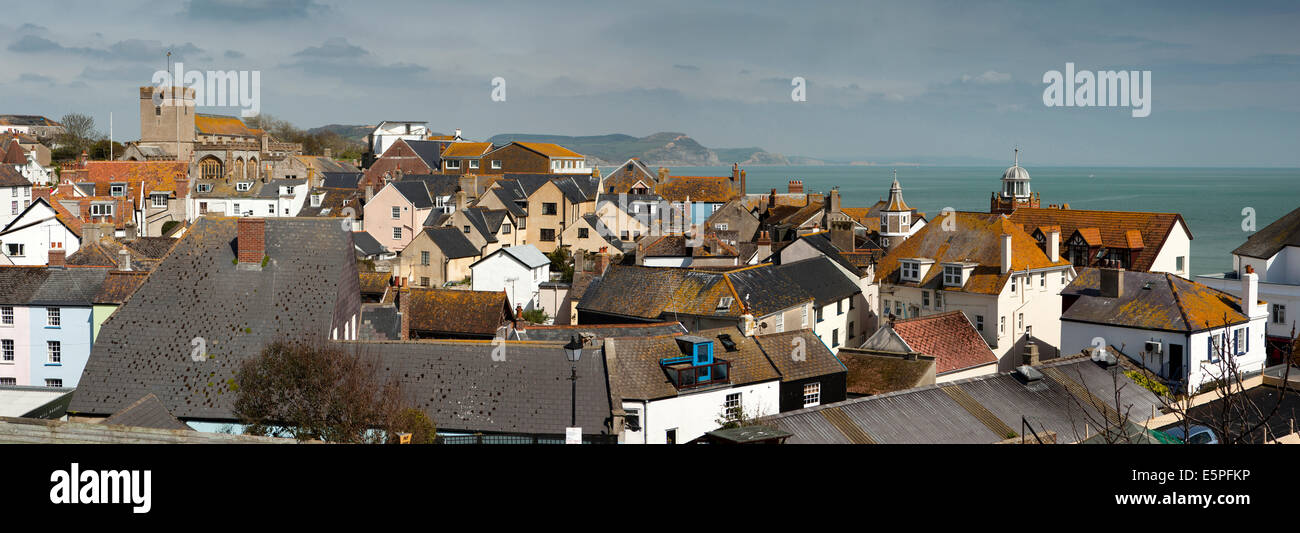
[624,165,1300,277]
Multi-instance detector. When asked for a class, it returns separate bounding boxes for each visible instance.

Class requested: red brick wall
[237,218,266,264]
[360,140,435,192]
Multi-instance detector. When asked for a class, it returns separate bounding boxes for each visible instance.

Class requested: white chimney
[1242,266,1265,319]
[1000,233,1012,274]
[454,128,462,140]
[1047,227,1060,262]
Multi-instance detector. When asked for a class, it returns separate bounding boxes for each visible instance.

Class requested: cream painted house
[875,211,1075,370]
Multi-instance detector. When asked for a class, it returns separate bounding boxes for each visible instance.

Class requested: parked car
[1162,425,1219,444]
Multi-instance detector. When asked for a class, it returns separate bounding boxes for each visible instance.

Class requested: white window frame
[151,194,168,208]
[491,160,502,170]
[392,227,402,240]
[446,160,461,170]
[1273,304,1286,325]
[1,306,12,325]
[47,307,60,327]
[724,392,742,421]
[46,378,62,388]
[90,203,113,216]
[468,160,479,170]
[1,339,13,361]
[900,261,920,281]
[943,265,962,286]
[803,383,821,407]
[236,182,253,192]
[392,206,401,219]
[110,183,127,197]
[48,340,61,364]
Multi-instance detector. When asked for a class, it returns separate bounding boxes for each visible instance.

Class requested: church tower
[879,170,912,251]
[138,85,196,162]
[990,148,1039,214]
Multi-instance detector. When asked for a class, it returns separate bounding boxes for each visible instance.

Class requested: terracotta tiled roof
[62,161,189,200]
[67,237,161,271]
[405,288,512,336]
[511,142,584,158]
[889,311,997,374]
[2,140,28,164]
[657,176,738,204]
[194,114,260,137]
[1008,207,1191,272]
[441,142,493,158]
[876,212,1070,295]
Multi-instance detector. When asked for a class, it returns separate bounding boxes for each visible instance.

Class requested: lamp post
[563,335,583,430]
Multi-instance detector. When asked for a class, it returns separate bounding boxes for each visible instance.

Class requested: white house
[1062,266,1268,392]
[1,166,33,229]
[368,121,434,156]
[778,230,878,345]
[773,256,861,353]
[470,245,551,311]
[1196,205,1300,363]
[189,179,309,221]
[875,211,1075,371]
[0,198,80,266]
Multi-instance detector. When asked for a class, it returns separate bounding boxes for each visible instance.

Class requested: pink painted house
[0,268,39,385]
[364,181,436,253]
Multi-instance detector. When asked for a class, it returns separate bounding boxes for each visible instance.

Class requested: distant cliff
[486,132,813,166]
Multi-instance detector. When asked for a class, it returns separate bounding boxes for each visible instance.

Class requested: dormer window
[899,259,932,282]
[110,183,127,197]
[236,182,252,192]
[716,296,734,311]
[943,265,962,286]
[311,194,323,207]
[197,183,213,193]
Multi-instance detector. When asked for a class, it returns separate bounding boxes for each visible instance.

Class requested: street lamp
[563,335,583,429]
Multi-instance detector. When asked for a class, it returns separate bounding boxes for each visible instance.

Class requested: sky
[2,0,1298,166]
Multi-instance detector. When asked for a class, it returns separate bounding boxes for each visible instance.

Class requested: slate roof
[518,322,687,342]
[391,181,434,208]
[67,237,163,271]
[580,214,625,251]
[3,141,29,165]
[352,231,388,257]
[92,271,150,305]
[401,174,460,198]
[125,237,178,259]
[839,352,935,396]
[1232,206,1300,259]
[405,288,511,336]
[68,217,359,419]
[657,176,737,203]
[608,327,783,401]
[1061,268,1255,332]
[760,356,1162,444]
[402,139,449,168]
[461,207,500,243]
[787,231,865,277]
[358,271,391,295]
[102,393,192,431]
[602,158,657,194]
[28,267,109,306]
[1008,207,1191,272]
[880,311,998,375]
[876,212,1070,295]
[578,264,812,321]
[361,340,615,436]
[773,257,861,306]
[496,245,550,268]
[359,304,401,341]
[321,172,364,189]
[0,266,49,304]
[752,329,847,382]
[0,416,299,444]
[422,227,480,259]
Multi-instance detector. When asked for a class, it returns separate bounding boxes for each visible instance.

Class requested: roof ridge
[1164,272,1196,331]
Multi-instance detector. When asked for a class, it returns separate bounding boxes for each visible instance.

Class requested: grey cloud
[672,64,700,72]
[292,37,367,59]
[183,0,328,21]
[225,49,245,59]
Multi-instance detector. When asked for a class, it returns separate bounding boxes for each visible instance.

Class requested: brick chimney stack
[47,248,65,269]
[657,167,669,183]
[237,218,266,269]
[788,180,804,194]
[1100,259,1125,299]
